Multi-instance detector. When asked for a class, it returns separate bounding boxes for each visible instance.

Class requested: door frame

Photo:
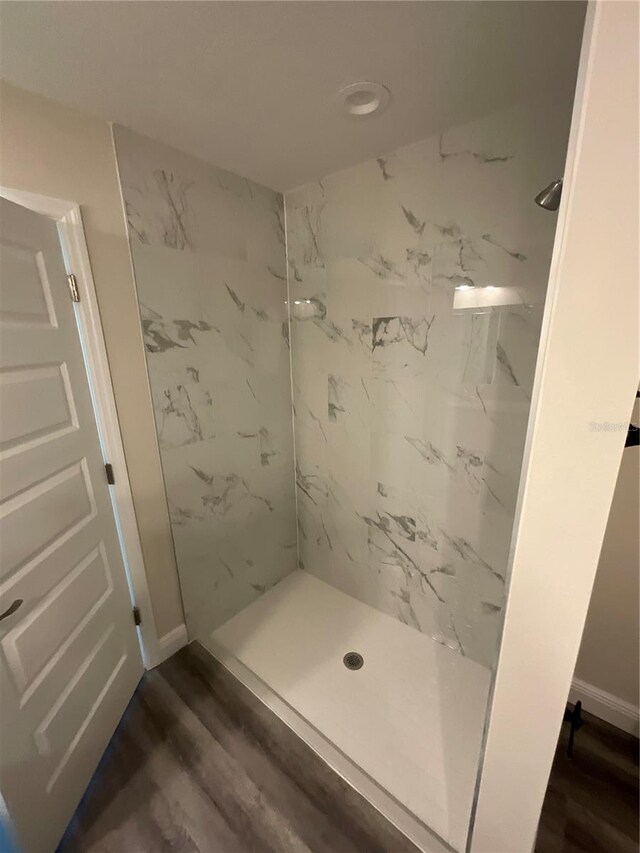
[469,2,639,850]
[0,185,159,669]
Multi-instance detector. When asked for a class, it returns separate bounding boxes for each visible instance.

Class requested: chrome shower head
[535,179,563,211]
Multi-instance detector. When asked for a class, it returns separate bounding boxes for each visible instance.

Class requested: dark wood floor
[61,643,639,853]
[60,642,420,853]
[536,707,639,853]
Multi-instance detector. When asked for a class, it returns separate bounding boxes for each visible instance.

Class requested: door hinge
[133,606,142,626]
[105,462,115,485]
[67,273,80,302]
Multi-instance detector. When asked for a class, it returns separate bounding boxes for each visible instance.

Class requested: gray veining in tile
[114,126,297,641]
[285,98,571,668]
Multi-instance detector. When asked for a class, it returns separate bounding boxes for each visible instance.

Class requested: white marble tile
[285,99,569,669]
[114,126,297,641]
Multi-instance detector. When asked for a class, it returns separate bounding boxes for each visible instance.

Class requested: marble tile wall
[285,99,571,668]
[113,126,297,641]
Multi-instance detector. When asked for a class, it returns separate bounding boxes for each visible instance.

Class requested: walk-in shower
[111,4,586,849]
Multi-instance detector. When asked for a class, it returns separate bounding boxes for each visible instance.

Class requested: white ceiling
[0,1,585,192]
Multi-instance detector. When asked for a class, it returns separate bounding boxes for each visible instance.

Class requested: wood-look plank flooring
[61,643,639,853]
[60,642,420,853]
[536,707,639,853]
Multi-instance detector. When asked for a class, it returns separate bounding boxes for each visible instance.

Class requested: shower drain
[343,651,364,670]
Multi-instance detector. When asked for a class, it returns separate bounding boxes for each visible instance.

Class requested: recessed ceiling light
[337,82,391,118]
[455,284,475,291]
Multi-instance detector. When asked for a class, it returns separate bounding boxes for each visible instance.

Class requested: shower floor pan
[209,569,490,852]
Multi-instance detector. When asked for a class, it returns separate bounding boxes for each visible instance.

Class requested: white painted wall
[0,82,185,645]
[470,2,639,850]
[572,395,639,732]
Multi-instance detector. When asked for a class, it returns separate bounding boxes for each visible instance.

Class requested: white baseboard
[570,677,639,736]
[200,638,450,853]
[152,623,188,666]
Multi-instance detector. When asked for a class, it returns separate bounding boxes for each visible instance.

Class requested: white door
[0,198,144,852]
